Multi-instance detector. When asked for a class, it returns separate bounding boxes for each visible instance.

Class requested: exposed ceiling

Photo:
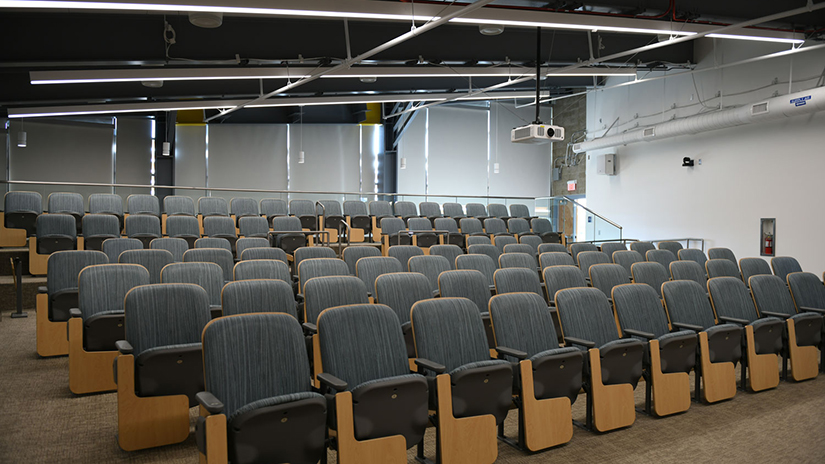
[0,0,822,123]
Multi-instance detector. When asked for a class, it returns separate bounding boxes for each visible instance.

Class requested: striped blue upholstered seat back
[238,217,269,238]
[230,197,258,218]
[375,272,433,325]
[102,238,142,264]
[184,248,234,282]
[195,237,232,253]
[235,237,269,258]
[124,283,211,356]
[411,297,490,371]
[658,241,683,255]
[304,275,369,324]
[740,258,771,286]
[82,214,119,237]
[393,201,417,218]
[459,218,484,235]
[506,218,530,235]
[318,304,410,391]
[483,218,508,235]
[629,241,655,256]
[612,284,670,339]
[588,264,629,299]
[124,214,160,237]
[494,268,542,296]
[555,287,620,348]
[289,199,315,217]
[509,204,530,218]
[299,258,350,291]
[631,261,669,298]
[612,250,644,277]
[438,270,490,315]
[388,245,424,269]
[419,202,441,218]
[455,254,496,287]
[489,292,558,357]
[531,218,553,235]
[749,275,796,317]
[166,216,199,238]
[368,200,392,217]
[233,260,290,283]
[342,246,381,275]
[89,194,123,217]
[161,262,223,306]
[241,246,288,263]
[198,197,229,217]
[48,192,83,216]
[540,252,575,269]
[127,194,160,216]
[356,257,404,293]
[294,246,336,270]
[678,248,707,267]
[47,250,108,295]
[465,203,487,218]
[202,313,313,418]
[343,200,368,217]
[543,266,587,304]
[468,244,500,270]
[260,198,287,218]
[150,238,189,263]
[771,257,803,283]
[707,247,736,263]
[119,249,174,284]
[203,216,236,238]
[499,252,534,270]
[787,272,825,311]
[78,264,149,319]
[706,259,741,279]
[661,280,717,330]
[221,279,296,318]
[163,195,195,216]
[5,191,41,215]
[488,204,508,218]
[37,213,76,238]
[442,203,465,218]
[316,200,343,217]
[708,277,759,323]
[428,244,463,270]
[670,260,707,287]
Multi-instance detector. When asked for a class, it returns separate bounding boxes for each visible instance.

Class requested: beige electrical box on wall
[597,153,616,175]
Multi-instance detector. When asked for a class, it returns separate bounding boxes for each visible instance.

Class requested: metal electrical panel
[597,154,616,175]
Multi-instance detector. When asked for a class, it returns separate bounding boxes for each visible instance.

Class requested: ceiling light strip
[0,0,805,44]
[30,66,636,85]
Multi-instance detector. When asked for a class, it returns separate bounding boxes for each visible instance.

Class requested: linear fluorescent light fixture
[31,66,636,85]
[706,33,804,44]
[0,1,805,44]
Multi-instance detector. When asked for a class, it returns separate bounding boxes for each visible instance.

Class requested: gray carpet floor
[1,309,824,463]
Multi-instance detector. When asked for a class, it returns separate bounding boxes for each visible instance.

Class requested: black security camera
[682,157,695,167]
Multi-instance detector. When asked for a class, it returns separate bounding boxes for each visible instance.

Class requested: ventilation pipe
[573,86,825,153]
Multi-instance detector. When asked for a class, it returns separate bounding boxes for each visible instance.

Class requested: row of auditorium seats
[36,232,824,462]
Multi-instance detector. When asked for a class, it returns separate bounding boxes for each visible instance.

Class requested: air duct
[573,86,825,153]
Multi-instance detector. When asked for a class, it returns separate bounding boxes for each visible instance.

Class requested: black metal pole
[11,257,27,318]
[534,26,542,124]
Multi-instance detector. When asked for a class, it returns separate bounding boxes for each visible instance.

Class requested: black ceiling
[0,0,822,123]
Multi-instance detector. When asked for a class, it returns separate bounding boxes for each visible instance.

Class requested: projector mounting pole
[533,27,542,124]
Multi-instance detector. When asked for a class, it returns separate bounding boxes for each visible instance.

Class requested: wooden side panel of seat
[0,212,27,247]
[698,331,736,403]
[198,408,228,464]
[648,339,690,417]
[36,292,68,357]
[68,317,118,394]
[116,354,191,451]
[787,320,820,381]
[589,348,635,432]
[335,391,408,464]
[436,374,497,464]
[519,359,573,451]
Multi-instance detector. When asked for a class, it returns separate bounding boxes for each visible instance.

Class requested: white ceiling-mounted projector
[511,124,565,144]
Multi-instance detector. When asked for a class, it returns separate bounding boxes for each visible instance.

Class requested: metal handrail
[0,180,536,201]
[559,195,622,230]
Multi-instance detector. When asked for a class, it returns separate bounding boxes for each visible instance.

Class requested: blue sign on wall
[790,95,811,107]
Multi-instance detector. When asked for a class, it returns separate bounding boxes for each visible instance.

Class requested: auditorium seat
[488,203,510,220]
[239,246,288,263]
[629,241,655,256]
[238,216,269,238]
[739,257,772,287]
[531,218,561,244]
[48,192,84,234]
[542,266,587,309]
[198,197,229,218]
[749,274,821,382]
[612,250,644,279]
[708,247,737,263]
[465,202,489,221]
[119,248,174,284]
[438,270,495,348]
[81,214,119,251]
[410,297,512,464]
[343,200,371,241]
[706,258,742,280]
[509,204,533,219]
[611,284,696,417]
[771,256,803,283]
[661,280,742,403]
[658,241,683,255]
[631,261,669,299]
[232,259,290,283]
[707,277,783,392]
[555,287,644,432]
[678,248,708,269]
[539,251,575,269]
[389,245,424,270]
[368,200,393,241]
[393,200,419,223]
[569,242,598,265]
[466,235,491,247]
[260,198,288,223]
[115,283,210,451]
[646,249,676,271]
[161,262,223,318]
[270,216,307,255]
[127,194,160,217]
[150,237,188,262]
[4,191,41,237]
[317,199,346,243]
[341,245,381,275]
[89,193,124,231]
[441,202,466,220]
[428,244,464,269]
[297,258,350,300]
[375,272,433,358]
[498,252,535,271]
[407,217,439,249]
[165,215,200,248]
[355,256,404,299]
[35,213,77,254]
[289,199,317,230]
[537,243,568,255]
[599,242,627,260]
[184,248,234,283]
[589,263,629,300]
[36,250,108,357]
[503,243,535,257]
[317,304,429,463]
[409,254,451,296]
[229,197,259,227]
[670,260,707,288]
[196,313,327,464]
[202,216,238,253]
[102,238,142,264]
[69,263,148,394]
[293,246,336,279]
[380,217,412,253]
[220,279,295,317]
[488,292,582,451]
[419,201,442,226]
[576,251,610,278]
[124,214,161,248]
[163,195,196,217]
[234,237,269,260]
[194,237,232,254]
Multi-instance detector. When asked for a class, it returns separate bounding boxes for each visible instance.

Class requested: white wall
[586,39,825,276]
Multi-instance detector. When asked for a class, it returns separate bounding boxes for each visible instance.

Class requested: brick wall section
[550,92,587,196]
